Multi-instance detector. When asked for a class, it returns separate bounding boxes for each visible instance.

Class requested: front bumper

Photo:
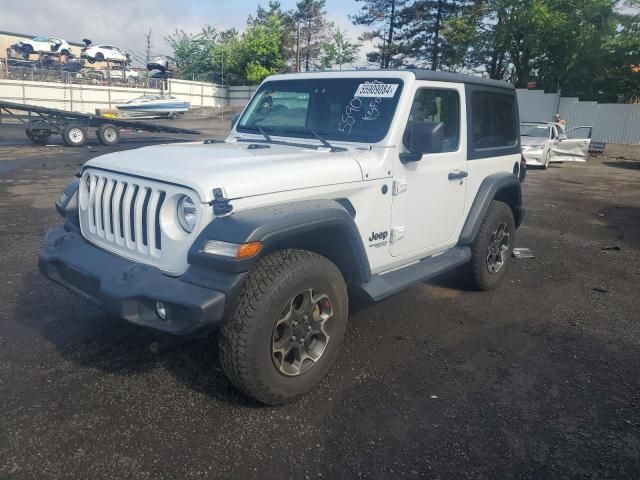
[522,149,544,166]
[38,226,231,335]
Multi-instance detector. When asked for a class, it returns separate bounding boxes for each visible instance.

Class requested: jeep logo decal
[369,231,388,242]
[368,230,388,248]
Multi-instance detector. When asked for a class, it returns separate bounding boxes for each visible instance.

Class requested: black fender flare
[458,173,524,246]
[188,199,371,284]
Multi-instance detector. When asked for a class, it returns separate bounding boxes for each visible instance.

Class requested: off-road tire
[458,200,515,291]
[62,123,87,147]
[25,128,50,145]
[219,249,348,405]
[97,124,120,146]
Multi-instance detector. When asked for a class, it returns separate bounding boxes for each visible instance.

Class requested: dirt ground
[0,120,639,479]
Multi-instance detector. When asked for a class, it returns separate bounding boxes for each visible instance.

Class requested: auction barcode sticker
[355,83,399,98]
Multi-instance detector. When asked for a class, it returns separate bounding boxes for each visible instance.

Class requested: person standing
[553,113,566,133]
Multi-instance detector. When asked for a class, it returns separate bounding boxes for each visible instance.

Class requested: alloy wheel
[271,288,334,376]
[486,222,510,274]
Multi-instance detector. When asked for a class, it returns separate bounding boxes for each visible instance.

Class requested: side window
[471,92,517,149]
[403,88,460,153]
[565,127,592,139]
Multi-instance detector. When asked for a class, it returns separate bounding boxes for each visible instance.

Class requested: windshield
[520,124,551,138]
[237,78,404,143]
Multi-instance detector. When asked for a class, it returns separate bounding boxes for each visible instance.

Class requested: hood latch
[209,188,233,216]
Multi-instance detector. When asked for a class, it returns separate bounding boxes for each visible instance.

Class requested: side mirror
[557,134,567,141]
[401,121,445,162]
[231,112,241,128]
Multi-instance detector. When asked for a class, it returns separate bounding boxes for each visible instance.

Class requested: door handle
[448,170,468,180]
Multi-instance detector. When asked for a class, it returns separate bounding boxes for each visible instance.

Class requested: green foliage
[352,0,408,68]
[211,14,286,85]
[443,0,640,100]
[294,0,333,71]
[165,26,220,81]
[320,29,361,70]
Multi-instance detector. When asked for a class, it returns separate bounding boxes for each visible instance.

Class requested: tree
[248,1,298,70]
[444,0,640,100]
[320,29,361,70]
[211,14,286,85]
[166,26,232,81]
[394,0,469,71]
[295,0,333,71]
[352,0,407,68]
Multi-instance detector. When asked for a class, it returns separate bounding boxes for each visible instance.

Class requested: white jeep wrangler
[40,70,524,405]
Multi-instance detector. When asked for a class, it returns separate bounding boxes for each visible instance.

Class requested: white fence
[517,89,640,144]
[0,78,258,114]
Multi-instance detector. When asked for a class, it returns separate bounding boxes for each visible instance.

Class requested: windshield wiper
[243,125,272,142]
[309,129,334,151]
[279,128,337,151]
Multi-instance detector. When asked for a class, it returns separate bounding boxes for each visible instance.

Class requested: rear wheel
[458,200,515,291]
[95,52,104,61]
[96,124,120,146]
[25,128,51,145]
[62,123,87,147]
[219,250,348,405]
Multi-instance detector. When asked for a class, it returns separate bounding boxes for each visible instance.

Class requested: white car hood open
[84,141,364,203]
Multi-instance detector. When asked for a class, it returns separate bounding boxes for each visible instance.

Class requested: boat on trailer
[115,94,190,118]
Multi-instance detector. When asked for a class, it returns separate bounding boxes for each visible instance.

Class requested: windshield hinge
[390,226,405,243]
[392,178,407,196]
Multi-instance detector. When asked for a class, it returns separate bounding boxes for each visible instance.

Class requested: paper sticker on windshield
[355,83,398,98]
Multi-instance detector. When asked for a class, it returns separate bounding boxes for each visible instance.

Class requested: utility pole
[220,49,224,135]
[144,29,152,64]
[295,20,301,73]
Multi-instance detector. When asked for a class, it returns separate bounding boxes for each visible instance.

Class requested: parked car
[520,122,592,168]
[147,55,175,72]
[13,36,72,58]
[82,44,130,64]
[40,70,525,405]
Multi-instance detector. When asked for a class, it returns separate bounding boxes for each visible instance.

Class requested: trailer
[0,100,201,147]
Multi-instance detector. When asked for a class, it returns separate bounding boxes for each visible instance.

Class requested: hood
[520,136,548,147]
[84,141,364,203]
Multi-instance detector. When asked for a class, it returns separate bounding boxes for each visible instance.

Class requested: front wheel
[62,123,87,147]
[458,200,515,291]
[543,151,551,169]
[219,250,348,405]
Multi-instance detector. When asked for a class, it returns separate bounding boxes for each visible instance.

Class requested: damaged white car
[520,122,592,169]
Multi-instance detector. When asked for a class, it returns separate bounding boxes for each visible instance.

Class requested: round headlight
[177,195,197,233]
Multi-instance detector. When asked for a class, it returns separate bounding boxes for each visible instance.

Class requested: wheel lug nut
[292,336,296,341]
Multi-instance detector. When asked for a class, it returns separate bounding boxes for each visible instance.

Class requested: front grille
[81,172,166,259]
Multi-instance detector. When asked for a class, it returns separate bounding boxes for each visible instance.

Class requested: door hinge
[392,178,407,195]
[390,226,405,243]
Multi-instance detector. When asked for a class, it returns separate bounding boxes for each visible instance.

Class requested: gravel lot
[1,121,639,479]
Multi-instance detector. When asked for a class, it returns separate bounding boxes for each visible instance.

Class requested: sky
[2,0,370,67]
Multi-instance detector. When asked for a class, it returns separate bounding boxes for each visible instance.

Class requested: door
[390,86,467,257]
[550,126,592,162]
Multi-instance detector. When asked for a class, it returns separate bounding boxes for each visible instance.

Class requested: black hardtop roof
[405,69,515,90]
